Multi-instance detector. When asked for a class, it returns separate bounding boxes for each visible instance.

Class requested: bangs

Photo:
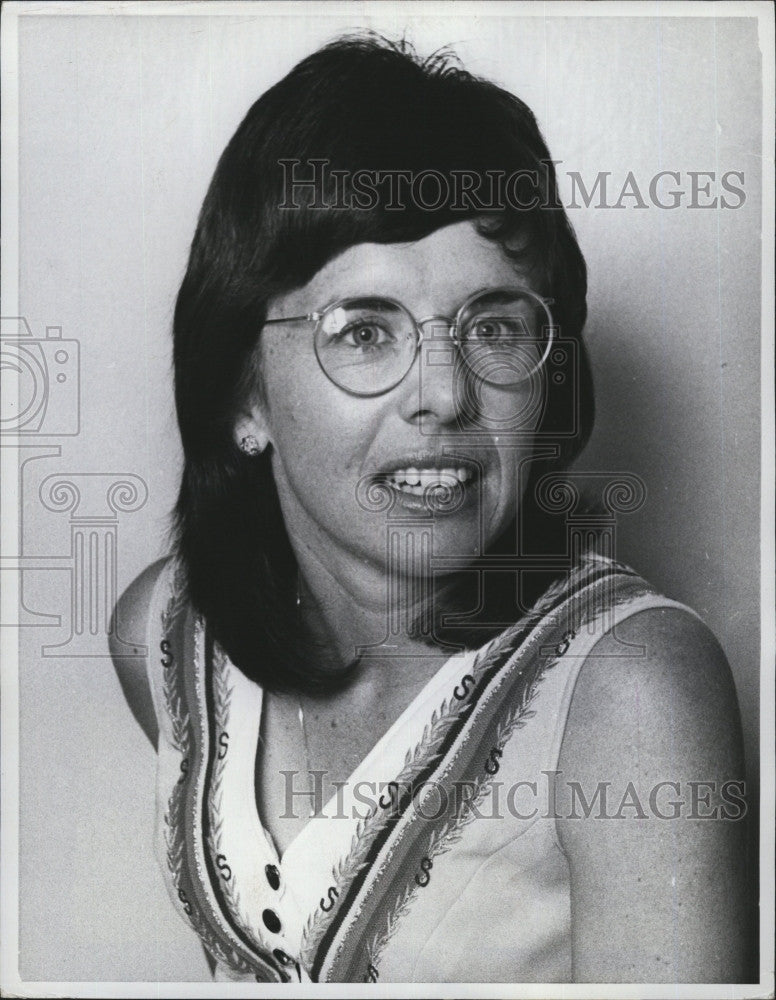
[216,35,556,296]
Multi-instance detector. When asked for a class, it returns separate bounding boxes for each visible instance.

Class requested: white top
[144,552,698,983]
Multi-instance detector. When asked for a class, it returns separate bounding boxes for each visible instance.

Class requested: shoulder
[558,603,743,782]
[109,557,173,749]
[555,603,748,980]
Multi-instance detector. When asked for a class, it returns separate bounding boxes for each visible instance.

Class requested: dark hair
[172,33,593,693]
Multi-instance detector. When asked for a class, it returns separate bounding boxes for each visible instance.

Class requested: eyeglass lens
[314,290,552,396]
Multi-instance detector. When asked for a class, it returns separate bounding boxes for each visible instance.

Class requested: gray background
[10,8,762,981]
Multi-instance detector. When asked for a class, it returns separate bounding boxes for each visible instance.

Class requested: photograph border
[1,2,773,997]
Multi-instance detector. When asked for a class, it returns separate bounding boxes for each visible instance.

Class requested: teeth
[384,465,475,494]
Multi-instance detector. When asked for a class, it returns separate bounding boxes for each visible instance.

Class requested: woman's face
[239,220,546,584]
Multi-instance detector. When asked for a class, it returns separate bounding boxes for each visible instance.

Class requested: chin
[363,511,489,581]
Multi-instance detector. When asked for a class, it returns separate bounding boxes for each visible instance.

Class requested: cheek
[464,375,546,436]
[261,343,375,482]
[478,382,544,523]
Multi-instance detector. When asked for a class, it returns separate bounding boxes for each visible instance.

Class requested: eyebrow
[324,295,407,311]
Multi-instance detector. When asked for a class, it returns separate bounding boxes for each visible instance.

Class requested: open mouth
[380,464,476,498]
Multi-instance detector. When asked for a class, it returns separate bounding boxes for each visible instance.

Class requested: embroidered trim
[314,561,648,981]
[204,642,275,958]
[161,566,194,927]
[352,575,654,980]
[159,575,259,977]
[205,643,245,930]
[303,560,603,977]
[361,619,563,970]
[300,679,466,961]
[194,620,283,979]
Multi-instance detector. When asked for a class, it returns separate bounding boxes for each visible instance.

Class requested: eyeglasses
[262,286,555,397]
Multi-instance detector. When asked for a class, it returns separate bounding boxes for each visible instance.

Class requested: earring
[239,434,262,456]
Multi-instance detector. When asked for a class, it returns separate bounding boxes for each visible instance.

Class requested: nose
[395,316,462,427]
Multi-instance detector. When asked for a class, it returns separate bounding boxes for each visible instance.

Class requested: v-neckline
[254,646,480,869]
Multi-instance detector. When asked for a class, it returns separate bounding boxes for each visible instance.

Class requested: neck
[291,536,446,679]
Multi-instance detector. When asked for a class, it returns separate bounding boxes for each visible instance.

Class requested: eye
[338,320,395,350]
[467,316,529,344]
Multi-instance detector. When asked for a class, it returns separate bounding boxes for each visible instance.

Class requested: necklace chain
[296,698,312,770]
[295,576,313,778]
[296,696,316,818]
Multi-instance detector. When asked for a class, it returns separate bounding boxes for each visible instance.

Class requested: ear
[233,402,271,455]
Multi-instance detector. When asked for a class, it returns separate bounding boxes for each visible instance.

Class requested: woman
[111,36,747,984]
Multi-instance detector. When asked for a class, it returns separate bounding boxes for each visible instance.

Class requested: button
[262,908,281,933]
[265,863,280,890]
[273,948,292,966]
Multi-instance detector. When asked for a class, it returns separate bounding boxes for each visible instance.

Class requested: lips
[384,466,472,496]
[375,454,482,499]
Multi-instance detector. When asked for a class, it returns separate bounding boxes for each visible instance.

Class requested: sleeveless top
[144,552,697,984]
